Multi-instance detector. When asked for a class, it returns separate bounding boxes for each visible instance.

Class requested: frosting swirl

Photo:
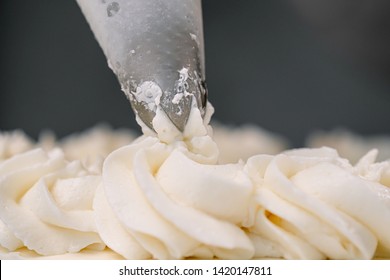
[0,148,104,256]
[95,102,255,259]
[245,147,390,259]
[1,105,389,260]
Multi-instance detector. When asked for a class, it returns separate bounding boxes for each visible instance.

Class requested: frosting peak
[138,101,214,145]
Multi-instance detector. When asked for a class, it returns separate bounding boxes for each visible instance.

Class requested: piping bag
[76,0,208,132]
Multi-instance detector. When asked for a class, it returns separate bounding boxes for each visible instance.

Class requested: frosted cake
[0,102,389,260]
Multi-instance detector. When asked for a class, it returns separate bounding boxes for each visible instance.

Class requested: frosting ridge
[96,102,255,259]
[245,147,390,259]
[0,148,104,256]
[0,107,389,259]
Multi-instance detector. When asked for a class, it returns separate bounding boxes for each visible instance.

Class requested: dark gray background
[1,0,390,146]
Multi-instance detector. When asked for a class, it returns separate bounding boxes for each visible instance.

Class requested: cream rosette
[60,125,136,170]
[0,130,34,162]
[37,125,137,174]
[211,123,287,164]
[0,148,104,258]
[245,147,390,259]
[94,103,255,259]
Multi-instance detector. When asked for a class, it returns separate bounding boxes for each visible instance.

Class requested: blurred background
[1,0,390,147]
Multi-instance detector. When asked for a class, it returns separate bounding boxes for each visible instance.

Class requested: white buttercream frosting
[307,129,390,163]
[95,102,255,259]
[0,106,389,259]
[212,123,287,164]
[39,125,137,173]
[246,147,390,259]
[0,148,105,258]
[0,130,34,163]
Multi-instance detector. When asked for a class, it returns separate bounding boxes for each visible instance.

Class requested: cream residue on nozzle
[132,81,162,112]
